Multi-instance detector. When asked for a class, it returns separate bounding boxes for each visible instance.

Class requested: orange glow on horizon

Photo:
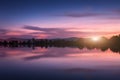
[91,37,101,42]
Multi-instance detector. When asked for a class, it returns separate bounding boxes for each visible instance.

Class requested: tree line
[0,35,120,53]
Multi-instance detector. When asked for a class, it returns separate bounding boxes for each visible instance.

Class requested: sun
[91,37,100,41]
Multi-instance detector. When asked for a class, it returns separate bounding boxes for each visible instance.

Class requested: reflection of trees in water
[0,35,120,53]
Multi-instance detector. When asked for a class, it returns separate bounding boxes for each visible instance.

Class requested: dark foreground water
[0,47,120,80]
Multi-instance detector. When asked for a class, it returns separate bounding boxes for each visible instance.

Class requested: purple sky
[0,0,120,39]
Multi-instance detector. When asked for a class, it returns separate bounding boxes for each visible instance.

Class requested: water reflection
[0,44,120,54]
[0,47,120,80]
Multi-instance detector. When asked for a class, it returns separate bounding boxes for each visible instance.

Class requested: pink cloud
[0,25,120,39]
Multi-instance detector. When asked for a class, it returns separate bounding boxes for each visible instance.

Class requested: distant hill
[0,37,85,41]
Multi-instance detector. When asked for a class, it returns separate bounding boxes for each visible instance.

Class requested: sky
[0,0,120,39]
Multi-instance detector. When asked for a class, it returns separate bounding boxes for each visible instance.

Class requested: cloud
[23,25,72,38]
[107,16,120,20]
[0,29,36,39]
[102,9,120,20]
[55,12,105,18]
[111,9,120,14]
[23,26,120,38]
[23,25,65,32]
[54,10,120,20]
[0,29,8,34]
[0,25,119,39]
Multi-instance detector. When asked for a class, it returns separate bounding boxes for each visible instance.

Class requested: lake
[0,47,120,80]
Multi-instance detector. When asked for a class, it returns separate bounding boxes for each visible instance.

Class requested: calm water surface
[0,47,120,80]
